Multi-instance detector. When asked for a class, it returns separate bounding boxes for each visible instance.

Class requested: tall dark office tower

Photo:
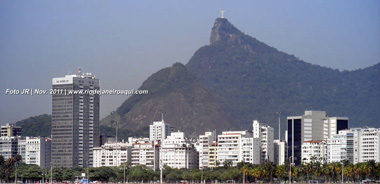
[287,111,348,165]
[51,68,100,168]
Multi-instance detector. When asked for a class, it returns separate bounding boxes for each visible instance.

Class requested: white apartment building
[327,131,350,163]
[274,139,286,165]
[253,120,274,163]
[301,140,327,164]
[93,142,131,167]
[149,119,173,141]
[160,131,198,169]
[0,136,18,159]
[131,141,159,170]
[218,131,254,166]
[241,137,261,164]
[350,127,380,163]
[25,137,51,168]
[198,131,216,169]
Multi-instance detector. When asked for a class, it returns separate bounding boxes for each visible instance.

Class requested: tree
[223,160,233,168]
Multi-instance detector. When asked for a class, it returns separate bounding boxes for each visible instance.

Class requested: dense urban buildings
[287,111,348,165]
[2,109,379,171]
[51,69,100,168]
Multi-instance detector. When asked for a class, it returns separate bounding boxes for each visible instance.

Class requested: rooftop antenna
[161,112,164,122]
[220,10,225,18]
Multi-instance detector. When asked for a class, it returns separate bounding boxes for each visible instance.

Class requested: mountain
[186,18,380,135]
[101,63,236,138]
[15,114,52,137]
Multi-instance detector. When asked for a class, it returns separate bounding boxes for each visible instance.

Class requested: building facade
[301,140,327,164]
[0,136,18,160]
[160,131,198,169]
[131,142,159,170]
[217,131,254,166]
[350,127,380,163]
[198,131,216,169]
[274,139,286,165]
[51,69,100,168]
[149,119,173,141]
[93,142,131,167]
[253,120,274,163]
[25,137,51,168]
[287,111,348,165]
[1,123,21,137]
[241,137,261,164]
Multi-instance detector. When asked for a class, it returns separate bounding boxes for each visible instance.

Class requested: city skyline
[1,1,380,124]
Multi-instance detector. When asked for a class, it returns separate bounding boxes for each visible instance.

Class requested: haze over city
[1,0,379,124]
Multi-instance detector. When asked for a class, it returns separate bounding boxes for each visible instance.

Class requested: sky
[1,0,379,125]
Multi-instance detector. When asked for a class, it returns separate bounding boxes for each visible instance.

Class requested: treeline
[1,155,380,183]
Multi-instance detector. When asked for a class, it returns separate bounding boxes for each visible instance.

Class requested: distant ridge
[101,63,236,138]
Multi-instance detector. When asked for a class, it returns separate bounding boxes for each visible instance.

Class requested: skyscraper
[51,68,100,168]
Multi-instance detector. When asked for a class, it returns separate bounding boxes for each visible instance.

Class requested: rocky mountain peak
[210,18,242,45]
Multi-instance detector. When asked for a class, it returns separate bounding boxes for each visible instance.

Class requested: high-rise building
[253,120,274,163]
[241,137,261,164]
[131,140,159,170]
[0,136,18,160]
[217,130,259,166]
[25,137,51,168]
[51,69,100,168]
[208,143,218,168]
[274,139,286,165]
[349,127,380,163]
[287,111,348,165]
[1,123,21,137]
[327,131,350,163]
[198,131,216,169]
[160,131,198,169]
[149,119,173,141]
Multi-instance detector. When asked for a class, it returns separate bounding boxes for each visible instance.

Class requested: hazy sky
[1,1,379,125]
